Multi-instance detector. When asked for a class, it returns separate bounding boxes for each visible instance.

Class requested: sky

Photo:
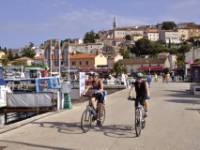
[0,0,200,48]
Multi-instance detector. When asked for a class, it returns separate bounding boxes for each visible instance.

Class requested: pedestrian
[154,73,158,82]
[146,73,152,88]
[162,73,166,83]
[166,72,170,83]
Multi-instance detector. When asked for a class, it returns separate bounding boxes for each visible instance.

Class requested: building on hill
[185,48,200,64]
[188,28,200,38]
[9,57,33,66]
[177,28,190,41]
[120,57,170,73]
[68,43,104,54]
[158,52,177,70]
[144,28,159,41]
[159,30,181,44]
[0,51,6,59]
[65,53,108,72]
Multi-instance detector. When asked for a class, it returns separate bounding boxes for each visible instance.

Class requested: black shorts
[92,93,104,103]
[135,97,145,107]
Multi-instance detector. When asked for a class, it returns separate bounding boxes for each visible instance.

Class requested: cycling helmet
[137,72,144,78]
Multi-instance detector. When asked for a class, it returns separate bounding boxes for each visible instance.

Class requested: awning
[138,66,163,71]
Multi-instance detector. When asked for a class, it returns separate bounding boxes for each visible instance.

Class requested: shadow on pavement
[164,90,196,98]
[0,140,74,150]
[185,108,200,113]
[32,121,84,134]
[94,124,137,138]
[166,99,200,105]
[32,121,138,138]
[164,89,200,104]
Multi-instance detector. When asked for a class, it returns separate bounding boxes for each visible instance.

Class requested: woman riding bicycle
[82,72,105,127]
[128,72,150,117]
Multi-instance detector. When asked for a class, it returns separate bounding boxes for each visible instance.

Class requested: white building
[159,30,181,44]
[32,47,44,57]
[177,28,190,41]
[68,43,104,54]
[144,31,159,41]
[158,52,177,70]
[114,28,144,40]
[185,48,200,64]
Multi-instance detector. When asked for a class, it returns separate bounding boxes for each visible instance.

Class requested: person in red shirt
[41,67,49,77]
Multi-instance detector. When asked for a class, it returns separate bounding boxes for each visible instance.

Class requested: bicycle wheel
[135,108,142,137]
[142,119,146,129]
[81,109,92,132]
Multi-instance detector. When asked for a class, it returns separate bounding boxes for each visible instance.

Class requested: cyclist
[82,72,105,126]
[128,72,150,117]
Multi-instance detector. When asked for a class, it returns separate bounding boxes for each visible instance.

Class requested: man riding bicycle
[82,72,105,127]
[128,72,150,117]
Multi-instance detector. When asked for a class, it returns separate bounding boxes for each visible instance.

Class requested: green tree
[2,47,7,54]
[177,42,191,67]
[28,42,34,48]
[161,21,177,30]
[21,43,36,58]
[83,31,99,43]
[113,61,126,76]
[7,50,14,61]
[119,46,130,58]
[178,42,191,54]
[125,35,132,41]
[131,38,153,56]
[188,37,200,47]
[14,53,19,59]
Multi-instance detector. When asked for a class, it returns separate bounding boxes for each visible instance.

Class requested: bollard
[64,93,72,109]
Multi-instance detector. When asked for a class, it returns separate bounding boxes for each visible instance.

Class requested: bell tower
[112,17,117,46]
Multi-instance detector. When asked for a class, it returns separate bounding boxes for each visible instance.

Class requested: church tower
[112,17,116,46]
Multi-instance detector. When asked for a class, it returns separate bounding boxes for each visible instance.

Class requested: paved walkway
[0,81,200,150]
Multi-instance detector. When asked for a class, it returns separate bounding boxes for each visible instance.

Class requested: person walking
[146,73,152,88]
[154,73,158,82]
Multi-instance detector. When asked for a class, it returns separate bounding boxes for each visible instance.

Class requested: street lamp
[68,45,70,83]
[58,40,61,77]
[50,40,55,76]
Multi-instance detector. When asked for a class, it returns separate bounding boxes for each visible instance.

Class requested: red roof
[70,54,96,59]
[138,66,163,71]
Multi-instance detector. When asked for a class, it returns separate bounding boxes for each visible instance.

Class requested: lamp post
[50,40,52,76]
[58,40,61,77]
[68,46,70,83]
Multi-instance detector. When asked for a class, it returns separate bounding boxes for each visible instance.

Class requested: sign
[35,77,61,92]
[79,72,86,96]
[0,86,7,107]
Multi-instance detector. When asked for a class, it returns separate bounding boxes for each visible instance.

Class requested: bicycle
[128,97,146,137]
[81,100,106,132]
[135,103,146,137]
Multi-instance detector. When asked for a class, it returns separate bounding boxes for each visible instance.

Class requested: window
[79,61,82,65]
[86,61,89,65]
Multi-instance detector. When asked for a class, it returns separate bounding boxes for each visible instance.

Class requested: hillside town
[1,20,200,81]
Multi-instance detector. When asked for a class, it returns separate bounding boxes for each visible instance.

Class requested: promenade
[0,81,199,150]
